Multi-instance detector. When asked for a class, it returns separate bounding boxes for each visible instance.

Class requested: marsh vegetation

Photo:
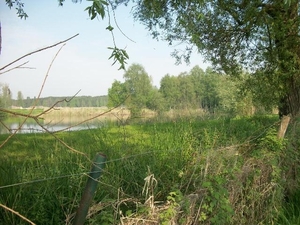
[1,113,299,224]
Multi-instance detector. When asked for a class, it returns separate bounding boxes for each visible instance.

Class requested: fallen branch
[0,203,36,225]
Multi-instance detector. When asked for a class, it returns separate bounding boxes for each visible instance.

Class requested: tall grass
[1,115,299,224]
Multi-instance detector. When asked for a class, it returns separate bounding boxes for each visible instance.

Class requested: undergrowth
[0,115,299,224]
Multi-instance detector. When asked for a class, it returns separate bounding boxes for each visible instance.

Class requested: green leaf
[108,47,129,70]
[106,25,114,31]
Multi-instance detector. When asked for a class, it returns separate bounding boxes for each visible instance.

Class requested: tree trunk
[278,78,300,138]
[278,115,291,139]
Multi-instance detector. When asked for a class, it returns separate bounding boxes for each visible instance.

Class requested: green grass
[7,108,44,116]
[0,115,299,224]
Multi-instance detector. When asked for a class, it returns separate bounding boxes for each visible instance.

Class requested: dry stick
[0,33,79,72]
[45,94,130,133]
[36,90,81,117]
[0,61,35,75]
[52,102,127,133]
[0,90,81,124]
[0,42,68,149]
[0,119,11,132]
[0,107,38,119]
[0,203,36,225]
[34,117,88,158]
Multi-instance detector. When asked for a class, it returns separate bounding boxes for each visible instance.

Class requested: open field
[0,115,299,224]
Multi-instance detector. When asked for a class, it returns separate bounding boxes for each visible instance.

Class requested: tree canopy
[114,0,299,118]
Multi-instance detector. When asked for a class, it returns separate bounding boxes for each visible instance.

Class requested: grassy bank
[0,115,299,224]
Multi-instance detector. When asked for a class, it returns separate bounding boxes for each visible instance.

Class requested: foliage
[1,115,296,224]
[108,64,160,117]
[109,0,300,117]
[5,0,130,70]
[108,63,259,117]
[200,177,234,224]
[16,91,24,108]
[107,47,129,70]
[10,95,108,108]
[0,84,12,108]
[107,80,127,107]
[7,0,300,116]
[5,0,28,19]
[85,0,108,20]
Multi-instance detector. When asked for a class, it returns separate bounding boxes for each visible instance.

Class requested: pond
[0,118,106,134]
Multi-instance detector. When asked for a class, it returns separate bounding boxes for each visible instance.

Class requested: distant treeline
[12,96,108,108]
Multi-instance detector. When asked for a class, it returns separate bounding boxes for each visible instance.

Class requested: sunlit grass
[1,115,299,224]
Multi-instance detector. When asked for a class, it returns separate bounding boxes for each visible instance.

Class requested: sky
[0,1,208,98]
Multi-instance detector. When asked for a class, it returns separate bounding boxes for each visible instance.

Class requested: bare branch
[0,108,37,119]
[53,100,127,133]
[0,33,79,71]
[33,117,89,158]
[37,90,81,117]
[34,44,66,104]
[107,0,136,43]
[0,61,35,75]
[0,203,36,225]
[0,43,67,149]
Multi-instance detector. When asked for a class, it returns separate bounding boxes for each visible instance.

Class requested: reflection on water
[0,119,104,134]
[0,107,130,134]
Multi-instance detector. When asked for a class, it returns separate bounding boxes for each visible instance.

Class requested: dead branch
[0,43,67,149]
[0,203,36,225]
[0,33,79,72]
[0,107,38,119]
[33,117,89,157]
[0,61,35,75]
[52,101,128,133]
[37,90,81,117]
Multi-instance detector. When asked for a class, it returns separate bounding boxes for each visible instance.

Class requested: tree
[177,72,196,109]
[0,84,12,108]
[146,87,165,113]
[107,80,127,107]
[9,0,300,118]
[17,91,24,107]
[123,64,153,117]
[107,0,299,119]
[159,74,180,110]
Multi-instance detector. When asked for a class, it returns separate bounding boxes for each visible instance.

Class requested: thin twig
[0,33,79,71]
[35,44,66,102]
[0,61,35,75]
[52,101,127,133]
[33,117,89,157]
[0,43,67,149]
[36,90,81,117]
[0,203,36,225]
[108,0,136,43]
[0,108,38,119]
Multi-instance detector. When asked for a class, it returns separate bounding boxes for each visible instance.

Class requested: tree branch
[0,33,79,71]
[0,61,35,75]
[0,203,36,225]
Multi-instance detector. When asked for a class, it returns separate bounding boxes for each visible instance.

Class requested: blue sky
[0,1,208,98]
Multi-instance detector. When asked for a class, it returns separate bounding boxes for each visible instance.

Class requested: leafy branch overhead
[108,47,129,70]
[5,0,28,19]
[85,0,108,20]
[6,0,300,119]
[4,0,129,70]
